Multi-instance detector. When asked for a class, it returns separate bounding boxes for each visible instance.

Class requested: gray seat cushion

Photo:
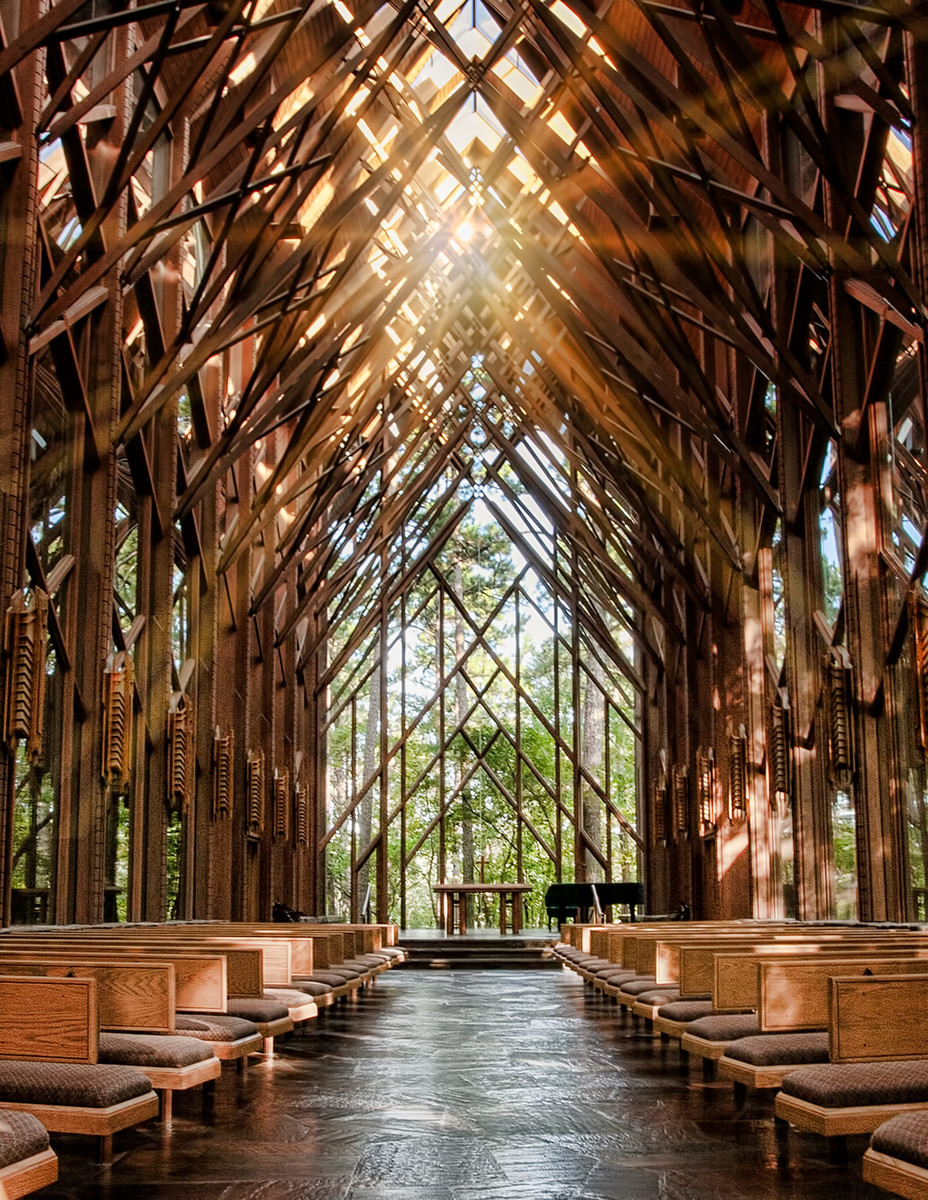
[295,971,356,987]
[99,1032,213,1067]
[618,978,659,996]
[224,999,290,1023]
[598,968,637,982]
[274,981,331,999]
[725,1032,829,1067]
[781,1061,928,1108]
[658,1000,715,1022]
[635,988,681,1005]
[175,1014,259,1041]
[0,1111,50,1166]
[686,1014,761,1041]
[0,1060,151,1108]
[871,1112,928,1168]
[264,989,318,1007]
[338,960,372,974]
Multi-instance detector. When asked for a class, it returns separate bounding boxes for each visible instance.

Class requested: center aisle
[45,969,884,1199]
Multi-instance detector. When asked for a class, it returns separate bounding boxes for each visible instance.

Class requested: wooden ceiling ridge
[18,0,917,704]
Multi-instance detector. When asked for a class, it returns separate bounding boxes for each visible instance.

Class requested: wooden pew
[0,958,176,1034]
[0,1112,57,1200]
[714,957,928,1093]
[124,927,366,997]
[653,934,928,1058]
[0,941,232,1009]
[0,957,221,1121]
[775,975,928,1150]
[0,938,272,1058]
[863,1114,928,1200]
[31,930,295,989]
[0,930,323,1032]
[622,930,928,1001]
[734,952,928,1029]
[653,929,928,989]
[690,937,928,1003]
[0,976,159,1161]
[566,921,756,988]
[78,926,369,992]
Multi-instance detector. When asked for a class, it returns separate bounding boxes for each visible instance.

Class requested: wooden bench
[0,957,221,1122]
[0,1112,57,1199]
[715,956,928,1093]
[0,938,269,1061]
[774,975,928,1157]
[0,932,303,1049]
[0,976,159,1162]
[648,932,928,1063]
[863,1113,928,1199]
[88,926,370,997]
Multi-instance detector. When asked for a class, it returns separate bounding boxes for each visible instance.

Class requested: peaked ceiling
[25,0,915,671]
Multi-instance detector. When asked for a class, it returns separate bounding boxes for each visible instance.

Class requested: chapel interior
[1,0,928,1196]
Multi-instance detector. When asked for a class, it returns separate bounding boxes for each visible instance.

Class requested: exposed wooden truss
[1,0,928,923]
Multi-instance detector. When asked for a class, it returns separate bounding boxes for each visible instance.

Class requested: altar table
[432,883,534,935]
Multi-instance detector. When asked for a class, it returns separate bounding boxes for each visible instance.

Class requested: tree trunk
[581,659,605,882]
[455,560,475,925]
[357,653,380,915]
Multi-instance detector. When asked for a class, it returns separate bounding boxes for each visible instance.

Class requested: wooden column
[66,27,130,924]
[0,0,42,924]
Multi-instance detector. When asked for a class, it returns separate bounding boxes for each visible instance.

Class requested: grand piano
[544,881,644,928]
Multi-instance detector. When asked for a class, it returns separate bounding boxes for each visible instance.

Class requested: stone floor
[41,968,888,1199]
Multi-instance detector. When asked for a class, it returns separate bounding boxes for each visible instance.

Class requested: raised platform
[397,928,561,969]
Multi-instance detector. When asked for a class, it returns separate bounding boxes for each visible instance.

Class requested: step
[398,938,561,969]
[400,955,560,970]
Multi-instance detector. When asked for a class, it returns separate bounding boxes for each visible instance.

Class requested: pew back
[759,957,928,1032]
[0,940,229,1010]
[0,976,97,1063]
[711,945,928,1011]
[0,959,175,1033]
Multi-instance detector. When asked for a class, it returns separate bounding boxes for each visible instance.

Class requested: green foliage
[165,811,183,920]
[323,499,641,927]
[832,790,857,919]
[11,743,55,893]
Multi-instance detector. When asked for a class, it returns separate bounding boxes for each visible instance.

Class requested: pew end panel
[830,976,928,1063]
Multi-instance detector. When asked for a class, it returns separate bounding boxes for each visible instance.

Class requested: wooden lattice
[212,727,234,820]
[3,588,48,761]
[825,649,854,783]
[671,764,689,838]
[102,652,134,788]
[246,750,265,838]
[294,780,308,848]
[167,692,193,813]
[273,768,290,842]
[651,776,667,843]
[769,693,790,810]
[729,727,747,821]
[696,748,716,836]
